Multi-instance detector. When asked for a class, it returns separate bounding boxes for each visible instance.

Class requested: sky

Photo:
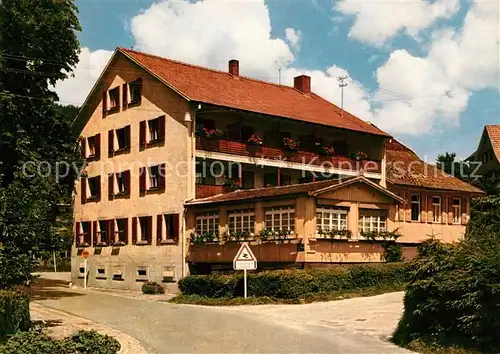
[56,0,500,162]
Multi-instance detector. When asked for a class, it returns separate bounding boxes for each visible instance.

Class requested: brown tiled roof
[386,139,484,194]
[118,47,390,137]
[485,125,500,161]
[186,176,404,205]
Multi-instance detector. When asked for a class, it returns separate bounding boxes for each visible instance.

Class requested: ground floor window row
[405,194,465,224]
[78,263,176,283]
[75,214,179,247]
[194,206,388,239]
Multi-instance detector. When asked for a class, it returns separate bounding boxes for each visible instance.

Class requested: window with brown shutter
[158,115,165,141]
[102,91,107,117]
[87,176,101,202]
[108,86,120,112]
[156,214,163,243]
[108,130,114,157]
[94,133,101,160]
[108,173,114,200]
[115,218,128,246]
[129,78,142,105]
[158,214,180,244]
[80,177,87,205]
[74,221,80,246]
[92,221,98,247]
[96,220,109,246]
[139,167,146,195]
[132,217,137,245]
[158,163,166,191]
[124,170,131,195]
[139,120,146,149]
[77,221,91,247]
[122,83,128,110]
[80,138,86,158]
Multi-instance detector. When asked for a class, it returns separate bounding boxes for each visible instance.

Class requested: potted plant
[282,137,299,151]
[201,127,225,139]
[247,134,263,145]
[318,145,335,156]
[354,151,368,160]
[222,178,241,189]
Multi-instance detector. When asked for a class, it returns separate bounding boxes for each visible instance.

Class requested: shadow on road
[21,277,84,301]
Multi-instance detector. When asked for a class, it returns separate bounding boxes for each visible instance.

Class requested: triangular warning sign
[234,242,257,262]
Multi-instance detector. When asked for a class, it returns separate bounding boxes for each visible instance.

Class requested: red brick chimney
[294,75,311,94]
[229,59,239,76]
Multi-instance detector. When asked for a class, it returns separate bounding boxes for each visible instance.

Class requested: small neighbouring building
[71,47,484,289]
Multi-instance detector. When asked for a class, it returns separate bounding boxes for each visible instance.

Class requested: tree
[436,152,470,181]
[0,0,83,288]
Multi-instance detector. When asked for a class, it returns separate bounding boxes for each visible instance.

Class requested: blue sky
[66,0,500,162]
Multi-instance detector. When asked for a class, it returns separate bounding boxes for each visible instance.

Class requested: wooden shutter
[173,214,180,241]
[75,222,80,246]
[157,214,163,243]
[405,192,411,222]
[81,138,86,158]
[108,130,114,157]
[102,91,107,117]
[87,221,93,246]
[442,196,447,224]
[147,216,153,244]
[420,192,427,223]
[80,177,87,205]
[121,218,128,245]
[140,121,146,148]
[132,217,137,245]
[427,196,433,223]
[461,197,468,225]
[124,170,131,195]
[122,83,128,110]
[135,78,143,104]
[108,173,114,200]
[95,133,101,160]
[92,221,98,246]
[159,163,166,191]
[125,125,131,148]
[448,197,454,225]
[158,115,166,141]
[107,220,114,245]
[95,176,101,202]
[139,167,146,194]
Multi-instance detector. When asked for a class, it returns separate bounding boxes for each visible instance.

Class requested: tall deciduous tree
[0,0,83,288]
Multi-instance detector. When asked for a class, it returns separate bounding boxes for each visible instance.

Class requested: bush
[178,263,408,299]
[393,201,500,353]
[0,330,121,354]
[0,291,30,341]
[63,330,121,354]
[141,281,165,295]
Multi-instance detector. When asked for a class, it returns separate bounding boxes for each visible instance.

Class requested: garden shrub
[178,262,408,299]
[0,291,30,341]
[0,330,121,354]
[393,196,500,352]
[141,281,165,295]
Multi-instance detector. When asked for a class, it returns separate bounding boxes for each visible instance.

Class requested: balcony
[196,137,381,174]
[195,184,240,199]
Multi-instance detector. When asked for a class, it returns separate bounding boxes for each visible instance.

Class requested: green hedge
[179,263,408,299]
[141,281,165,295]
[0,330,121,354]
[0,291,30,342]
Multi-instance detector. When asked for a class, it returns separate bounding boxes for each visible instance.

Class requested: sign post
[82,250,90,289]
[233,242,257,299]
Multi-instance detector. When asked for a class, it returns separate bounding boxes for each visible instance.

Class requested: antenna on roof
[278,67,282,85]
[337,75,348,117]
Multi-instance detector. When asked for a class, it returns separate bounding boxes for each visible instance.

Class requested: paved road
[32,279,410,353]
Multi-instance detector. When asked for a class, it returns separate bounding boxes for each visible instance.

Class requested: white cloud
[130,0,293,81]
[335,0,459,46]
[370,0,499,135]
[285,28,302,51]
[54,47,113,105]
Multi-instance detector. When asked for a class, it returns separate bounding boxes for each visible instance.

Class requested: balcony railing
[196,137,381,173]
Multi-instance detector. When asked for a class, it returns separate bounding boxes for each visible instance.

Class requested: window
[109,171,130,199]
[280,174,292,186]
[411,194,420,221]
[453,198,462,224]
[149,165,159,189]
[114,218,128,245]
[195,212,219,235]
[358,209,387,234]
[316,207,347,232]
[76,221,91,247]
[432,196,441,223]
[140,116,165,147]
[135,216,152,244]
[228,210,255,234]
[196,118,215,131]
[158,214,179,243]
[87,176,101,200]
[242,171,254,189]
[116,126,129,150]
[129,78,142,104]
[96,220,109,246]
[117,172,127,193]
[87,136,96,156]
[140,164,165,194]
[265,206,295,231]
[195,162,215,185]
[264,172,278,187]
[241,125,254,141]
[108,87,120,110]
